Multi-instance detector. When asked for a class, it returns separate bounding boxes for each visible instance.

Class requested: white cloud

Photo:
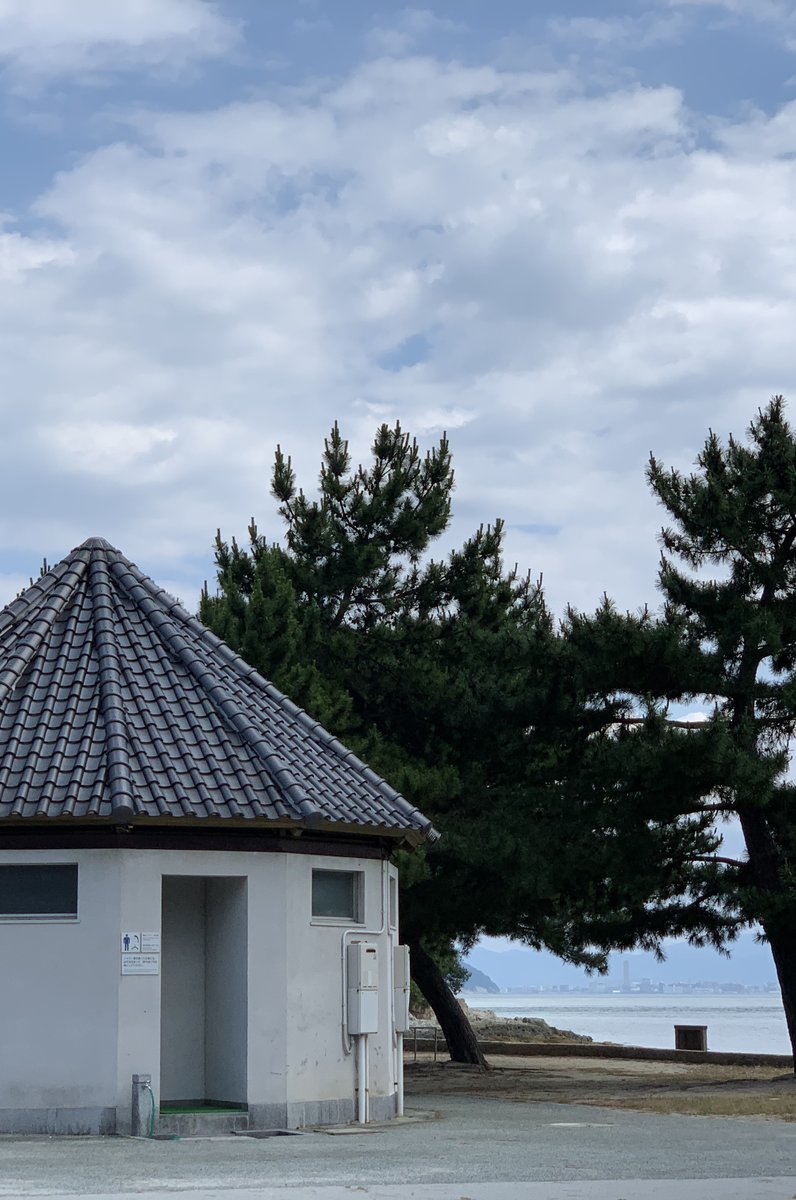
[549,12,687,50]
[714,98,796,156]
[0,0,237,81]
[367,8,463,56]
[39,421,177,479]
[668,0,783,13]
[4,51,796,616]
[0,229,74,279]
[667,0,796,48]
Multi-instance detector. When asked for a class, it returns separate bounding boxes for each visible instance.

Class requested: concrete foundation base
[0,1106,117,1136]
[0,1092,399,1136]
[247,1092,397,1131]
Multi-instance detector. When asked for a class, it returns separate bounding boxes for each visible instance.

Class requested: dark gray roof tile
[0,538,437,844]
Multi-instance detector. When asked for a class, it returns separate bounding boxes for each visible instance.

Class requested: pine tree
[565,397,796,1063]
[201,422,544,1064]
[201,420,765,1065]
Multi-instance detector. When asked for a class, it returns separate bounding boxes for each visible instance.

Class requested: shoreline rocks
[410,999,593,1045]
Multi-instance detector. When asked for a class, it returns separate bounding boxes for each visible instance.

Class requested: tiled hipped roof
[0,538,436,844]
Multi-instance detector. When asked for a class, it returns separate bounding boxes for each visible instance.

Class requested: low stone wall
[408,1033,793,1069]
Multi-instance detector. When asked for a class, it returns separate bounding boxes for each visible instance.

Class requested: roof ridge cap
[77,536,117,552]
[89,552,137,823]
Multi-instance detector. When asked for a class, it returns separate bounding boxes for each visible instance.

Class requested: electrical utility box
[347,941,380,1034]
[393,945,411,1033]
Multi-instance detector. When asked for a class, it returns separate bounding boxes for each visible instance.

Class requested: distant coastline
[462,981,781,997]
[462,991,790,1056]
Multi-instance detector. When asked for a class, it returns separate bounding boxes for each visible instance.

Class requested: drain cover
[232,1129,304,1138]
[552,1113,612,1123]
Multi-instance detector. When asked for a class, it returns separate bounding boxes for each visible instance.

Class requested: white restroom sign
[121,932,140,953]
[121,953,159,976]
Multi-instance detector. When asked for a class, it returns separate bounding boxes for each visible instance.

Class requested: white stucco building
[0,538,437,1136]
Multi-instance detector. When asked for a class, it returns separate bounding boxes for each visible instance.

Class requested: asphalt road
[0,1094,794,1199]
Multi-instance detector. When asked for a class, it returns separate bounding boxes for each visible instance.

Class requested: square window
[0,864,78,919]
[311,869,362,921]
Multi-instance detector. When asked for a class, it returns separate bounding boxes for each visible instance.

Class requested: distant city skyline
[466,928,778,992]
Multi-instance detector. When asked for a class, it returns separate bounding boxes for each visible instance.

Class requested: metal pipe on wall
[131,1073,153,1138]
[356,1034,367,1124]
[396,1032,404,1116]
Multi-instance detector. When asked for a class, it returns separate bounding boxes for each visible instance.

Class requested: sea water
[464,992,791,1055]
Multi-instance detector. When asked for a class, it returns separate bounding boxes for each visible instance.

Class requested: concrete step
[158,1108,249,1138]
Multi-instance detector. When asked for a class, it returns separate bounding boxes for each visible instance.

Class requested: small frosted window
[0,865,78,919]
[389,875,398,929]
[312,870,361,921]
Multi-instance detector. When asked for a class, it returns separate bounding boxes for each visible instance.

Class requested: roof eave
[0,811,439,848]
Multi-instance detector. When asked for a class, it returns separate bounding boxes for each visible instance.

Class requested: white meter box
[393,944,411,1033]
[347,941,379,1034]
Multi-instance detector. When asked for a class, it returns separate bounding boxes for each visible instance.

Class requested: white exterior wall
[0,843,399,1134]
[246,850,289,1125]
[283,854,399,1124]
[0,848,121,1134]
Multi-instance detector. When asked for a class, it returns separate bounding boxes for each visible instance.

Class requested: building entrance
[160,875,248,1106]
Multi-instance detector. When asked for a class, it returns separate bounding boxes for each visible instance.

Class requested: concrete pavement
[0,1094,793,1198]
[14,1184,796,1200]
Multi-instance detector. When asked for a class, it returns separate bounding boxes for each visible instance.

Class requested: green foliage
[199,532,351,731]
[202,423,570,958]
[563,398,796,1051]
[270,421,454,629]
[202,420,753,981]
[201,406,796,1056]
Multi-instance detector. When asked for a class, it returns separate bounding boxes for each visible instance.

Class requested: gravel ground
[405,1055,796,1118]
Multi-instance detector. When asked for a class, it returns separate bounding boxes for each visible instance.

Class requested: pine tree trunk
[738,802,796,1070]
[407,939,489,1068]
[760,918,796,1070]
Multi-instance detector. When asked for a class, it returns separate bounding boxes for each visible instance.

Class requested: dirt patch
[404,1055,796,1121]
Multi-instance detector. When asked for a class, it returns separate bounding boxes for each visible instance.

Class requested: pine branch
[690,855,746,869]
[681,803,735,815]
[611,716,708,730]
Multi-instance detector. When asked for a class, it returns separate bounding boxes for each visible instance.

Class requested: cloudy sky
[2,0,795,617]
